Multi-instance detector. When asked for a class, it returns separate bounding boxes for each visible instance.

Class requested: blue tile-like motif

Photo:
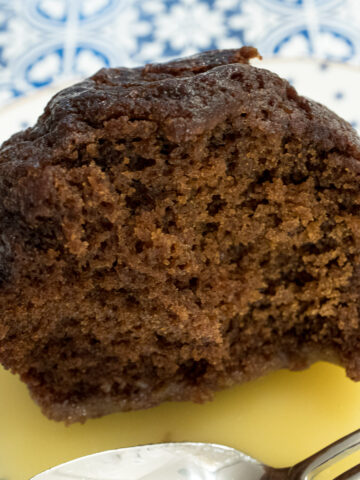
[0,0,360,104]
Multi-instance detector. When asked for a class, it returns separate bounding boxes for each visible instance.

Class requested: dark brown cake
[1,47,360,423]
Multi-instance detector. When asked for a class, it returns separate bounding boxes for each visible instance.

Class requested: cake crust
[1,48,360,423]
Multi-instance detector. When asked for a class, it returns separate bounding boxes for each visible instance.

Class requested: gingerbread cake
[1,47,360,423]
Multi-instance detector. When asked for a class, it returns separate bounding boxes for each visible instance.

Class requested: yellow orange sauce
[1,362,360,479]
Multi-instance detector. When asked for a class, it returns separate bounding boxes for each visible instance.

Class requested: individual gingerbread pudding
[1,47,360,423]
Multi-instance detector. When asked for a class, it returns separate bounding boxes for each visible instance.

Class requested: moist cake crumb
[1,47,360,423]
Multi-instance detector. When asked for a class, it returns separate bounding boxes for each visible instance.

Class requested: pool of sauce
[1,361,360,479]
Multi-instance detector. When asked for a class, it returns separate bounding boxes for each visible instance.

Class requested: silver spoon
[32,428,360,480]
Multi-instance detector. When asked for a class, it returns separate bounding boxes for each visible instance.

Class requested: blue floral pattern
[0,0,359,104]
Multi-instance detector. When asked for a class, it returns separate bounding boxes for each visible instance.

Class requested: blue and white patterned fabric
[0,0,360,106]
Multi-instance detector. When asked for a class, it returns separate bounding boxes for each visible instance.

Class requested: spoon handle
[288,428,360,480]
